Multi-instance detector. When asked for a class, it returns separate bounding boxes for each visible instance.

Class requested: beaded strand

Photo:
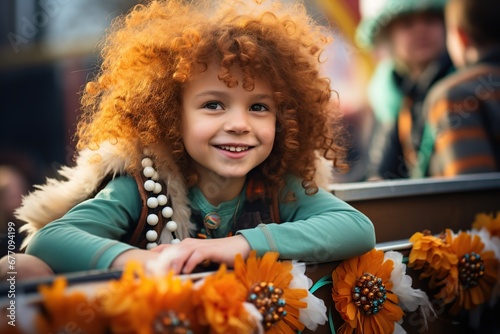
[141,155,180,249]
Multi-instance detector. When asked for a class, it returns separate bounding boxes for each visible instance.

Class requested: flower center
[351,273,387,315]
[152,311,192,334]
[247,282,287,330]
[458,252,485,289]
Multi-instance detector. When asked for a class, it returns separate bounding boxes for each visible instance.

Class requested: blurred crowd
[355,0,500,181]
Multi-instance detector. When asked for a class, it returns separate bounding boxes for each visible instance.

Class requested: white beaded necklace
[141,155,180,249]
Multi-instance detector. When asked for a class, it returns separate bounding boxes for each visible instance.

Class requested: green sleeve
[25,176,142,273]
[238,175,376,262]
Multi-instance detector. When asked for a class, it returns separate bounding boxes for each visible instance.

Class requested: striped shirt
[421,50,500,177]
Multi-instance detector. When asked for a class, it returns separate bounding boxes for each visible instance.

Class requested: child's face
[181,62,277,186]
[388,12,446,71]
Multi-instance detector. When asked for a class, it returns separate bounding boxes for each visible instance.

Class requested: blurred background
[0,0,379,252]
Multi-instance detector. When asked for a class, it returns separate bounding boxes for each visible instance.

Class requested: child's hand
[149,235,251,275]
[110,248,160,270]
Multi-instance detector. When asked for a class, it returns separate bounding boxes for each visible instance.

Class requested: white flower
[385,251,436,330]
[289,260,328,331]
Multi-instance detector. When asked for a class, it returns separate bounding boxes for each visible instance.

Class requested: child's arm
[148,176,375,273]
[25,176,145,273]
[238,175,376,263]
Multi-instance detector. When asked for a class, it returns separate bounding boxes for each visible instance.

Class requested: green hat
[356,0,448,48]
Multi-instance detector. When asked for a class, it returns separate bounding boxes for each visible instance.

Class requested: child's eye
[249,104,269,112]
[202,101,224,110]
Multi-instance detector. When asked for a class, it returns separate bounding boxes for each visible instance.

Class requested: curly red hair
[77,0,347,194]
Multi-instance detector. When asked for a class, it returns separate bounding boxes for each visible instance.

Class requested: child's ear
[456,26,470,48]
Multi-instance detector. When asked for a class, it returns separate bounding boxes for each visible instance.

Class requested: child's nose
[223,108,251,134]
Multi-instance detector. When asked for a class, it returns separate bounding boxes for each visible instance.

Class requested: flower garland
[32,251,326,334]
[325,211,500,333]
[6,211,500,334]
[331,212,500,334]
[407,211,500,328]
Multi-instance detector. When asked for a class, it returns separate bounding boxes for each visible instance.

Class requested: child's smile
[182,62,277,198]
[215,144,253,159]
[217,145,250,152]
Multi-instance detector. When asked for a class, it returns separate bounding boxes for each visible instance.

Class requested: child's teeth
[220,146,249,152]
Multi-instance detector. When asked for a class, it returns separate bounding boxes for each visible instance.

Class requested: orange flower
[331,249,404,334]
[195,265,257,333]
[434,230,499,314]
[36,276,107,334]
[472,211,500,238]
[408,230,457,279]
[101,261,201,334]
[234,251,308,334]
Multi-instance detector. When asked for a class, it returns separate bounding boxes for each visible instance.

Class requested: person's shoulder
[280,173,331,198]
[278,174,305,200]
[281,173,301,190]
[97,175,138,198]
[427,63,500,104]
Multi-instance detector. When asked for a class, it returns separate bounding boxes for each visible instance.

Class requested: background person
[356,0,454,180]
[417,0,500,177]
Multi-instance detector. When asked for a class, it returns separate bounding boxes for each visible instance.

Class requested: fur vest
[16,142,193,249]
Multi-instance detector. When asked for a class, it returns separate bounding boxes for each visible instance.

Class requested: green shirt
[26,175,375,273]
